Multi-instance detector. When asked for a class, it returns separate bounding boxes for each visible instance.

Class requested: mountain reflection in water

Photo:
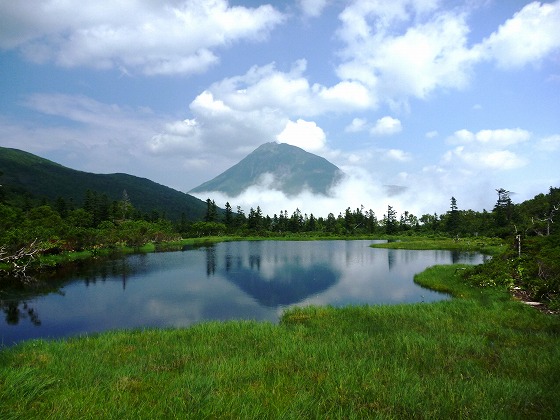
[1,240,486,346]
[204,241,339,307]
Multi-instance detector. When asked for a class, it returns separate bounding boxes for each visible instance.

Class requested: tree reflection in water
[1,300,41,326]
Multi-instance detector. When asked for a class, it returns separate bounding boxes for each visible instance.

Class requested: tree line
[1,180,559,251]
[194,188,559,239]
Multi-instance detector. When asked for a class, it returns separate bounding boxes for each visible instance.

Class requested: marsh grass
[1,265,559,418]
[370,236,505,255]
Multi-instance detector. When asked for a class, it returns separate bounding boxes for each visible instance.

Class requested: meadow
[1,262,558,419]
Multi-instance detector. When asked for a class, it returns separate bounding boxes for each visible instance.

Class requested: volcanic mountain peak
[190,142,344,196]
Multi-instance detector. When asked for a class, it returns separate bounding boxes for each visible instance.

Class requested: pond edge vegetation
[1,261,559,418]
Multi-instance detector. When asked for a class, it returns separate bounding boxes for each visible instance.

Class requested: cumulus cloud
[147,59,374,166]
[0,0,285,75]
[336,1,477,106]
[440,127,532,174]
[149,88,287,163]
[370,116,402,136]
[207,60,373,116]
[443,147,527,171]
[276,119,326,152]
[334,0,560,107]
[149,119,202,154]
[477,1,560,69]
[345,118,368,133]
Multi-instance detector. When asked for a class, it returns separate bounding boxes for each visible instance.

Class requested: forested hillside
[0,147,207,221]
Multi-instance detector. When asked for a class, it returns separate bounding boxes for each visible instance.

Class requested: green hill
[190,142,344,196]
[0,147,207,221]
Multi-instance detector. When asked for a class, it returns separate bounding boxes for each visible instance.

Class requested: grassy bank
[35,234,384,269]
[370,236,505,255]
[36,234,500,268]
[1,265,559,418]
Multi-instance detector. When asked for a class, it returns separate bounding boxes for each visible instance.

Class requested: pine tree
[205,198,217,222]
[224,202,233,227]
[385,205,397,234]
[446,196,460,234]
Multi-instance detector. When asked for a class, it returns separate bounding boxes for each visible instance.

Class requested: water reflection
[203,241,340,306]
[2,300,41,326]
[0,240,486,346]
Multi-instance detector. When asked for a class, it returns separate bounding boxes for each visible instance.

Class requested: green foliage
[190,221,227,237]
[461,252,518,289]
[519,235,560,308]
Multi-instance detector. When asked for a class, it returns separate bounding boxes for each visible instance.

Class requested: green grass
[34,235,382,269]
[36,234,497,270]
[370,236,505,255]
[1,265,559,419]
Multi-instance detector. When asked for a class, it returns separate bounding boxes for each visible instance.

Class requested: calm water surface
[1,240,485,346]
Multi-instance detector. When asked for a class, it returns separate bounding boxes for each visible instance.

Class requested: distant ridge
[191,142,344,196]
[0,146,207,221]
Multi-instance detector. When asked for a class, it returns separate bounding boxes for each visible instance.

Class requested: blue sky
[1,0,559,218]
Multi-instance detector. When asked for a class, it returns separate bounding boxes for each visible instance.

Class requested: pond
[0,240,486,346]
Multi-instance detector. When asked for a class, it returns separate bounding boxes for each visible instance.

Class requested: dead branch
[0,239,43,283]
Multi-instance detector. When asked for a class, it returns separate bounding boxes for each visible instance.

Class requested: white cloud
[209,60,373,116]
[444,147,527,171]
[149,119,202,155]
[474,128,531,146]
[318,81,375,110]
[370,116,402,136]
[440,126,533,174]
[345,118,368,133]
[336,1,478,105]
[0,0,285,75]
[537,134,560,152]
[191,158,500,221]
[23,93,158,135]
[276,119,326,152]
[150,87,287,161]
[477,1,560,69]
[448,128,531,147]
[299,0,328,18]
[425,130,438,138]
[385,149,412,162]
[147,59,377,167]
[334,0,560,107]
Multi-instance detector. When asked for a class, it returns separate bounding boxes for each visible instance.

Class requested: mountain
[0,147,207,221]
[191,142,344,196]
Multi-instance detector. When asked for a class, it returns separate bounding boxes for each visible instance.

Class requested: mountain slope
[191,142,344,196]
[0,147,207,221]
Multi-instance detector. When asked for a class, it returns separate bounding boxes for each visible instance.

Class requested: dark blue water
[0,240,485,346]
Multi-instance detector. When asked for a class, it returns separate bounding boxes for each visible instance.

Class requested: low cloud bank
[190,166,490,220]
